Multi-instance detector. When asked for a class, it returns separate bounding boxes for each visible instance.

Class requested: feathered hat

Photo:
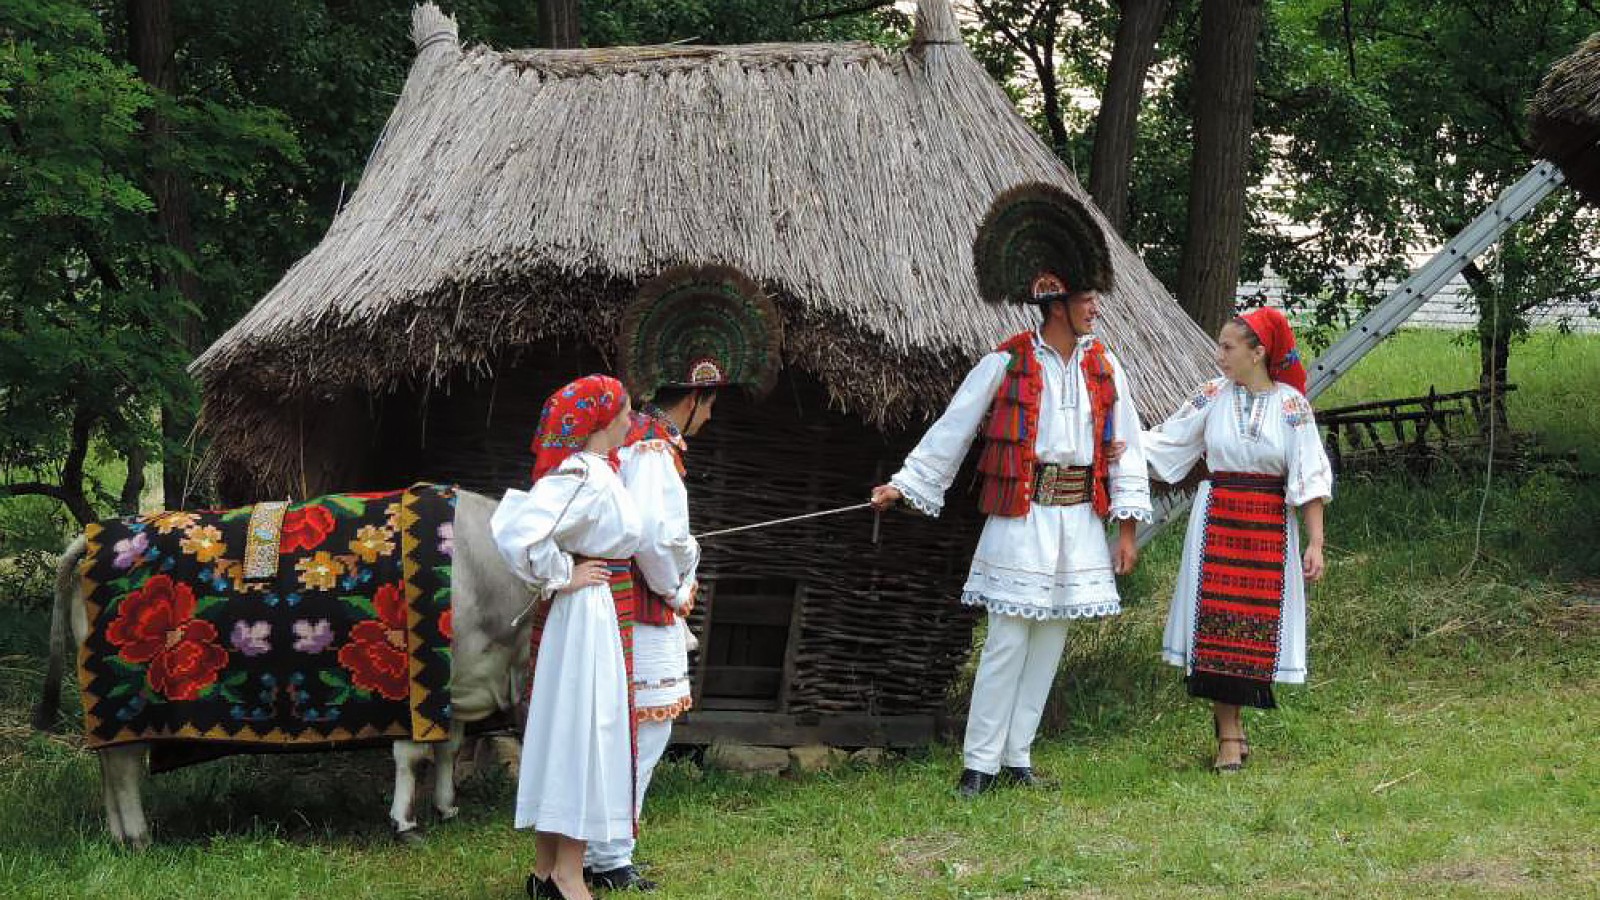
[618,264,784,401]
[973,182,1114,304]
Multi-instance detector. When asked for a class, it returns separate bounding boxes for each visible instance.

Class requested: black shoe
[589,864,659,892]
[526,873,558,899]
[956,768,997,798]
[1000,766,1056,789]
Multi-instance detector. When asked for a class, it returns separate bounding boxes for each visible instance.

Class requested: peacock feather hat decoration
[973,182,1114,304]
[618,264,784,402]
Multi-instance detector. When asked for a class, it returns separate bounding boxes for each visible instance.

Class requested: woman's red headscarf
[530,374,629,482]
[1239,307,1308,396]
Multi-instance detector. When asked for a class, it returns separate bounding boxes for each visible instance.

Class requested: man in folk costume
[871,184,1153,797]
[583,265,783,892]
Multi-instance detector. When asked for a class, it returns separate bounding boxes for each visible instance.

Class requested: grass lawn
[1,327,1597,898]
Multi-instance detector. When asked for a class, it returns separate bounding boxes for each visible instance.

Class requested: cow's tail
[33,533,85,732]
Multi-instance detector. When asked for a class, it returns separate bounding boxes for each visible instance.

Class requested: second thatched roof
[1531,31,1600,206]
[193,0,1215,456]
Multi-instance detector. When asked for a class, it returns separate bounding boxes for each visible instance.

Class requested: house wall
[366,346,988,736]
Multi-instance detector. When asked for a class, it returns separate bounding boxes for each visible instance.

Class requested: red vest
[976,332,1117,518]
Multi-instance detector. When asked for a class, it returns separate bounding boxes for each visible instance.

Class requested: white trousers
[583,716,673,871]
[962,612,1069,774]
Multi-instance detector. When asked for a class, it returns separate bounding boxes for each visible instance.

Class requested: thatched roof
[193,0,1215,464]
[1531,31,1600,205]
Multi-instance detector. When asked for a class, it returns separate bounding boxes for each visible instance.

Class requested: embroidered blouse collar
[1031,329,1096,360]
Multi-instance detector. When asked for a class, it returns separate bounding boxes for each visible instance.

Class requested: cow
[33,489,533,848]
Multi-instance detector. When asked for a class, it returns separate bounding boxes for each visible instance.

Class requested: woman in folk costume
[1141,307,1332,772]
[582,266,782,893]
[490,374,639,900]
[870,184,1154,797]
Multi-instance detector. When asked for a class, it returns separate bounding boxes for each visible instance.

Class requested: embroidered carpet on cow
[77,485,455,772]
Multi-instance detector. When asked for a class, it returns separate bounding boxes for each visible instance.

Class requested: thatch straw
[1530,32,1600,206]
[192,0,1216,486]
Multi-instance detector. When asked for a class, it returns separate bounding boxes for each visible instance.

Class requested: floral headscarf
[1239,307,1308,396]
[530,374,628,482]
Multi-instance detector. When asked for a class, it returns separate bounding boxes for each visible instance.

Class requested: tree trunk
[1037,49,1070,158]
[118,439,148,516]
[1,402,99,525]
[1462,262,1513,433]
[537,0,582,48]
[1089,0,1169,233]
[1177,0,1264,335]
[127,0,201,508]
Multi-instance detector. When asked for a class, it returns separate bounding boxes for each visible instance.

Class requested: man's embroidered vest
[976,332,1117,518]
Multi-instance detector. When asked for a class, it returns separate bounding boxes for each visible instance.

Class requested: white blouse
[490,453,642,597]
[1143,377,1333,507]
[618,439,700,609]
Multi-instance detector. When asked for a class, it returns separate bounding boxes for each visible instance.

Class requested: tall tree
[127,0,203,507]
[1,1,180,524]
[1088,0,1169,233]
[1177,0,1265,335]
[539,0,583,47]
[973,0,1073,157]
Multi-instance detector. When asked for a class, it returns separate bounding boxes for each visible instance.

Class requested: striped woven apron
[1192,472,1290,684]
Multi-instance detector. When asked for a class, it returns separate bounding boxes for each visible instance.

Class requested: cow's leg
[432,722,466,821]
[391,739,430,839]
[100,744,150,849]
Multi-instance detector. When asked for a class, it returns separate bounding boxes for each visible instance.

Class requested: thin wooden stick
[695,502,874,540]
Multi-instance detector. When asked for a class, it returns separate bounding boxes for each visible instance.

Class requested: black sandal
[1213,737,1247,773]
[1214,717,1251,762]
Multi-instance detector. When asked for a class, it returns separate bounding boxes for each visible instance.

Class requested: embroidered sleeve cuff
[529,550,574,597]
[889,473,943,517]
[1289,489,1333,509]
[670,579,695,612]
[1108,476,1153,522]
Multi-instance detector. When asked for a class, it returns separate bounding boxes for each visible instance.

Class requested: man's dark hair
[651,386,713,408]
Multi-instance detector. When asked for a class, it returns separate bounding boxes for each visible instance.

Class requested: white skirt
[632,621,692,720]
[1160,481,1309,683]
[961,503,1122,620]
[515,583,633,839]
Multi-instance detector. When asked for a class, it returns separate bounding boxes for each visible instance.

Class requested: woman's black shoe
[527,873,568,899]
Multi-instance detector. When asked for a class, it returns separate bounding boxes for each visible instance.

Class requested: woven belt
[1208,471,1287,494]
[1032,463,1093,507]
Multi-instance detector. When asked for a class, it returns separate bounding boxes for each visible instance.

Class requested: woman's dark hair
[1227,316,1263,349]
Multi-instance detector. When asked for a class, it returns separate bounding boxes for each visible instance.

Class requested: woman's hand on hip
[563,558,610,591]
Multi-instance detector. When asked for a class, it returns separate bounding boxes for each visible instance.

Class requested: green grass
[1,328,1597,898]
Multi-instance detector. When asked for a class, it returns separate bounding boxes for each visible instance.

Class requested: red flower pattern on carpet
[338,582,409,700]
[280,505,337,553]
[105,574,229,701]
